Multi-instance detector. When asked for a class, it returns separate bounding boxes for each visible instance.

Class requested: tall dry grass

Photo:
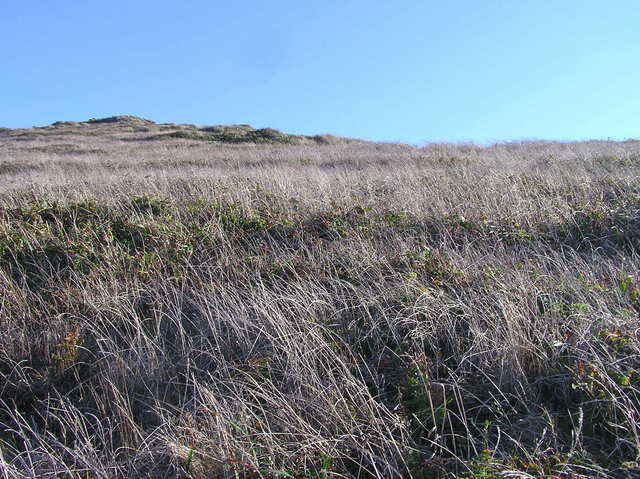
[0,122,639,477]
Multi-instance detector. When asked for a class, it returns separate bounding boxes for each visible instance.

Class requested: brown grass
[0,118,639,478]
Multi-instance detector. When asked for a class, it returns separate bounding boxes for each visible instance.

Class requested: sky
[2,1,639,144]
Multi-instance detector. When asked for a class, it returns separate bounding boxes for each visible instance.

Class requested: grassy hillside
[1,115,360,146]
[0,118,639,478]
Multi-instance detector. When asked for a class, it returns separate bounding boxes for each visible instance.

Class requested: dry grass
[0,118,639,478]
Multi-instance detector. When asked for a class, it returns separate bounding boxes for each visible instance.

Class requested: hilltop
[0,115,362,146]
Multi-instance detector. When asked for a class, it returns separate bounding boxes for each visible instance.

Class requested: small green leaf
[618,375,631,386]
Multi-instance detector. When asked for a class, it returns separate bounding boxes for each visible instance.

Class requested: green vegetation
[85,115,156,125]
[160,124,358,145]
[0,119,639,478]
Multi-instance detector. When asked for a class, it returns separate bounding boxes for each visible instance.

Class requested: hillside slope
[0,121,639,478]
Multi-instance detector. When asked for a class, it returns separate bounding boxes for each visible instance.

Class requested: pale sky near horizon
[2,1,639,144]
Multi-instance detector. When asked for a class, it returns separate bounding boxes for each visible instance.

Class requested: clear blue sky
[2,1,639,144]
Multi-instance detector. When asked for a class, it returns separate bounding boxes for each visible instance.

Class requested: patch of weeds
[404,248,466,286]
[244,356,274,383]
[489,218,534,244]
[396,352,460,442]
[129,195,169,215]
[558,202,640,251]
[457,450,591,479]
[163,130,214,141]
[618,272,640,306]
[0,228,28,260]
[311,133,351,145]
[161,126,298,144]
[163,125,356,145]
[480,264,502,283]
[304,213,348,240]
[459,449,503,479]
[215,203,271,232]
[13,198,107,229]
[538,298,591,319]
[381,210,408,225]
[597,327,635,356]
[52,328,83,371]
[109,219,155,252]
[572,361,606,399]
[576,273,614,294]
[250,127,295,144]
[569,327,637,407]
[278,217,298,229]
[440,213,535,245]
[302,206,407,239]
[8,240,74,288]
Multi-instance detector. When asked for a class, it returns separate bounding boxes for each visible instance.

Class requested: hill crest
[0,115,363,145]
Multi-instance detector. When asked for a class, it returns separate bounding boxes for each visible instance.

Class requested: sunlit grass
[0,118,639,477]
